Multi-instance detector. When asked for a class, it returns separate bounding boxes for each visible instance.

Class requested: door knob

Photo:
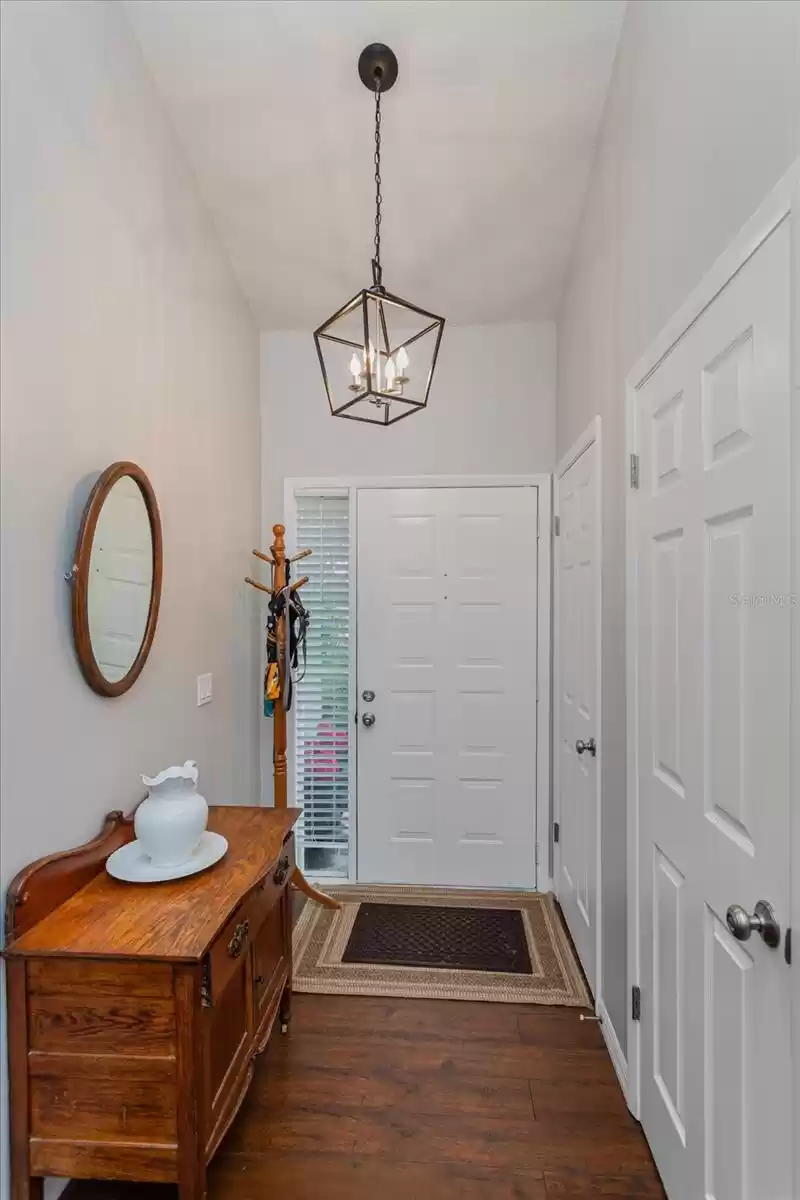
[726,900,781,949]
[575,738,596,757]
[362,712,376,727]
[362,689,375,702]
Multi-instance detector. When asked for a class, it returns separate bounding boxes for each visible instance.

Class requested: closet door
[631,217,792,1200]
[356,486,538,888]
[554,429,601,996]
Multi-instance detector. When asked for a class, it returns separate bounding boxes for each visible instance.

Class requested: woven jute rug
[293,885,591,1006]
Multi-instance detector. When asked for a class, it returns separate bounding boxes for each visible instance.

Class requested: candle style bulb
[367,342,380,389]
[385,357,396,391]
[348,352,363,391]
[396,346,409,373]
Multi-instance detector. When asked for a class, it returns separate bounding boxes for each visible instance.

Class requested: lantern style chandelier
[314,44,445,425]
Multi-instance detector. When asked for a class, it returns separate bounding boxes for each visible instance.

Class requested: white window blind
[293,494,351,876]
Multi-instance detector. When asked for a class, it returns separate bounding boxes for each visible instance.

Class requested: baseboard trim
[597,996,629,1104]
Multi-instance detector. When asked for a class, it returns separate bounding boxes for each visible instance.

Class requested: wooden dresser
[4,805,299,1200]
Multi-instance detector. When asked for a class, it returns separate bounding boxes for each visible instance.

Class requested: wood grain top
[6,807,298,963]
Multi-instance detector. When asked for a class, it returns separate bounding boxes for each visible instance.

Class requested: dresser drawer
[207,836,294,1005]
[250,835,294,932]
[253,891,288,1036]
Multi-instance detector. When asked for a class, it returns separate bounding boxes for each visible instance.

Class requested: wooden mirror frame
[69,461,163,697]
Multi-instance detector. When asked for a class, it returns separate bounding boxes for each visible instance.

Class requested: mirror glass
[87,475,154,683]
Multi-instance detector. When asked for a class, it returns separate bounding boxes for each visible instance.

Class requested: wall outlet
[197,673,213,706]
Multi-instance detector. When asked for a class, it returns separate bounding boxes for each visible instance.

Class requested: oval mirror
[70,462,162,696]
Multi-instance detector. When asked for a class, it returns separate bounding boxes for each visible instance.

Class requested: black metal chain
[372,79,383,289]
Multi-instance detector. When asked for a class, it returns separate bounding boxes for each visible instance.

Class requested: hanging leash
[282,559,310,710]
[265,560,310,713]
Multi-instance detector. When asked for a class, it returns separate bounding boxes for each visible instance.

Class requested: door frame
[284,474,553,889]
[625,160,800,1164]
[553,419,605,1032]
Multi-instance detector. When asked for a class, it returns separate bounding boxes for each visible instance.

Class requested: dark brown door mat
[341,902,533,973]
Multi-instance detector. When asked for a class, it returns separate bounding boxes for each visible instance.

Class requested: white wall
[0,2,261,1193]
[557,0,800,1055]
[261,321,556,523]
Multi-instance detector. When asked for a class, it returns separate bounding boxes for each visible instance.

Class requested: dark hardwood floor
[66,993,665,1199]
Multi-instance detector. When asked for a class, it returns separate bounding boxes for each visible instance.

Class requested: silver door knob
[362,689,375,702]
[575,738,597,757]
[726,900,781,949]
[362,712,376,727]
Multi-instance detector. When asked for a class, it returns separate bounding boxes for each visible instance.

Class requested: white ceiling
[125,0,625,329]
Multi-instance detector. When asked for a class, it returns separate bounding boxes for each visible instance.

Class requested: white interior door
[633,219,793,1199]
[555,431,600,996]
[357,486,539,888]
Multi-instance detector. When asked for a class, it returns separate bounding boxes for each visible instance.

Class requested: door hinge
[629,453,640,489]
[632,985,641,1021]
[553,821,560,844]
[554,514,560,537]
[785,927,792,966]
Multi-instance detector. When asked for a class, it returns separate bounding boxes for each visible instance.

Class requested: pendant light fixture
[314,44,445,425]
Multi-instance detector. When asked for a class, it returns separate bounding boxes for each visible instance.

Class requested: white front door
[555,430,600,996]
[357,486,539,888]
[632,219,792,1199]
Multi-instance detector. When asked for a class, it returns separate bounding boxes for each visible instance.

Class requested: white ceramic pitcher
[135,761,208,867]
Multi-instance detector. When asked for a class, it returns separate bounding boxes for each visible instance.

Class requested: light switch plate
[197,673,212,706]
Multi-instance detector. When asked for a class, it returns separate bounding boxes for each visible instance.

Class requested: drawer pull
[255,974,265,986]
[273,855,291,887]
[228,918,250,958]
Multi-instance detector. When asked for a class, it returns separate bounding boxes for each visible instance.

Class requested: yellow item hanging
[266,662,280,701]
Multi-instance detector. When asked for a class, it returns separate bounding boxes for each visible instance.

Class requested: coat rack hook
[244,576,273,596]
[252,549,275,566]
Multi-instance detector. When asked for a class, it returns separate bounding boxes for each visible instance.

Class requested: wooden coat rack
[246,524,340,911]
